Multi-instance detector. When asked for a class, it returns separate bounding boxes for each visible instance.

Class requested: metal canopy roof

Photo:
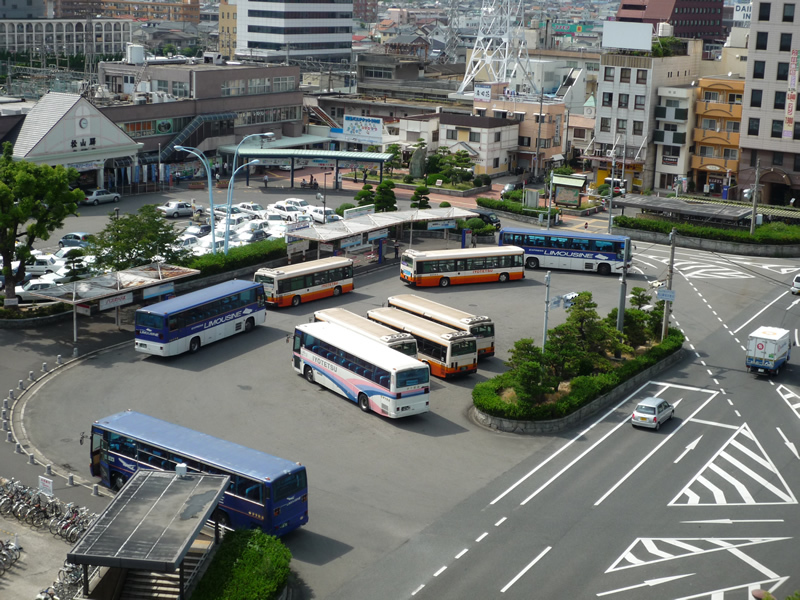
[27,263,200,305]
[613,196,752,222]
[67,471,228,571]
[288,207,479,242]
[218,147,393,163]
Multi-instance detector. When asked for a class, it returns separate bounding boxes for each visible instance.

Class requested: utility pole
[749,157,761,235]
[606,154,616,234]
[661,227,677,341]
[535,76,544,180]
[542,271,551,350]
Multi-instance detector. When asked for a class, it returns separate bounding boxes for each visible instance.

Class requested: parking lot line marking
[690,418,739,429]
[495,517,507,526]
[700,360,707,366]
[689,344,695,350]
[455,549,468,559]
[500,547,551,593]
[695,353,701,358]
[707,369,713,375]
[721,389,725,394]
[712,310,717,315]
[476,533,488,542]
[434,566,447,577]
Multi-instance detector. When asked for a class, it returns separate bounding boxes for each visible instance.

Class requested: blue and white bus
[89,410,308,535]
[134,280,266,356]
[498,227,632,275]
[293,321,431,418]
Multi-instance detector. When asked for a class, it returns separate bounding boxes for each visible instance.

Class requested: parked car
[309,207,339,224]
[283,198,312,213]
[183,224,212,238]
[231,229,272,246]
[25,254,60,276]
[467,208,502,230]
[245,216,283,233]
[235,202,270,220]
[173,234,200,251]
[631,397,675,431]
[501,182,523,199]
[0,272,34,291]
[81,189,120,206]
[213,205,247,219]
[13,279,62,302]
[157,201,198,218]
[278,164,304,171]
[215,215,252,233]
[269,203,301,221]
[58,232,91,248]
[192,238,226,257]
[791,274,800,295]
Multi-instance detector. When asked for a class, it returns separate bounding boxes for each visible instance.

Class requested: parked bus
[387,294,496,358]
[254,257,354,307]
[399,246,525,288]
[498,227,632,275]
[293,322,430,418]
[367,307,478,378]
[314,308,418,357]
[134,280,266,356]
[89,410,308,535]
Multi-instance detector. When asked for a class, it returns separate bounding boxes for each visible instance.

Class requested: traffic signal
[742,189,753,200]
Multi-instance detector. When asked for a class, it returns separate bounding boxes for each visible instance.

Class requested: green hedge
[613,215,800,245]
[186,239,287,276]
[192,529,292,600]
[473,328,685,421]
[476,197,559,219]
[0,299,71,319]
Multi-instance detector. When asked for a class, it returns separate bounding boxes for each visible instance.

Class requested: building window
[748,118,760,136]
[751,150,758,167]
[775,91,787,109]
[778,62,790,80]
[699,145,714,157]
[446,129,457,140]
[634,95,646,109]
[618,93,629,108]
[780,32,792,51]
[221,79,246,96]
[783,3,794,21]
[726,121,741,132]
[493,157,500,168]
[795,121,800,139]
[604,66,614,81]
[702,118,717,130]
[663,145,680,157]
[363,67,393,78]
[664,123,678,132]
[248,77,270,94]
[616,119,627,132]
[728,93,742,104]
[518,136,531,146]
[759,2,771,20]
[753,61,765,79]
[600,117,611,132]
[602,92,613,107]
[494,131,502,142]
[620,68,631,83]
[586,62,599,72]
[171,81,189,98]
[773,151,784,165]
[234,106,300,127]
[772,119,783,137]
[751,89,763,107]
[633,121,643,136]
[756,31,769,50]
[573,128,586,139]
[272,76,295,92]
[723,148,739,160]
[636,69,647,84]
[469,131,481,143]
[703,91,719,102]
[665,99,680,107]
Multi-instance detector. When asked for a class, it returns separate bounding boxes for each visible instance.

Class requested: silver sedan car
[631,397,675,430]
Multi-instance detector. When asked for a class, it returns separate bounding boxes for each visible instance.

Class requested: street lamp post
[224,159,263,254]
[174,145,218,254]
[232,133,273,176]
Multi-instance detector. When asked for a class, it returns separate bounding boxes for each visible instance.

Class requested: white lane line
[689,344,695,350]
[717,317,723,322]
[740,345,747,352]
[695,352,701,358]
[691,418,740,429]
[500,547,552,593]
[597,574,694,597]
[734,291,790,333]
[712,310,717,315]
[412,585,425,596]
[735,338,740,344]
[495,517,507,526]
[707,369,713,375]
[727,399,734,405]
[729,330,734,335]
[698,293,703,298]
[723,324,729,329]
[735,410,742,417]
[721,389,725,394]
[476,532,488,542]
[713,379,719,385]
[720,452,794,502]
[595,391,720,505]
[434,566,447,577]
[455,549,468,559]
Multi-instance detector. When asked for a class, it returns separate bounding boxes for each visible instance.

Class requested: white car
[279,164,305,171]
[283,198,312,213]
[309,207,340,224]
[631,397,675,431]
[269,203,301,222]
[245,216,284,233]
[235,202,270,219]
[215,215,252,233]
[791,274,800,295]
[157,201,200,218]
[173,234,200,251]
[13,279,62,302]
[267,223,290,238]
[192,238,226,256]
[25,254,60,276]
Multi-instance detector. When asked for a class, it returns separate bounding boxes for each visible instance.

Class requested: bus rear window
[272,470,308,502]
[395,367,429,388]
[135,312,165,329]
[395,341,418,357]
[470,324,494,338]
[255,274,275,287]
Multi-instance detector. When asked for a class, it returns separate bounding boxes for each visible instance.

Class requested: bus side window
[169,317,179,331]
[456,259,466,271]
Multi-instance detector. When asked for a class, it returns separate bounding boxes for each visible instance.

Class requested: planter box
[215,180,229,189]
[187,182,206,190]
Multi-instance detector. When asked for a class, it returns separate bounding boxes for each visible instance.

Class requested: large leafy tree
[89,205,188,271]
[0,142,83,302]
[374,180,397,212]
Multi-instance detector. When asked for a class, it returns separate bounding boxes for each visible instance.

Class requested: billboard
[474,84,492,102]
[733,3,752,25]
[783,49,798,139]
[342,115,383,144]
[602,21,653,52]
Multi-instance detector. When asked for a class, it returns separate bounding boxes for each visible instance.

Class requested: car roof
[636,397,664,407]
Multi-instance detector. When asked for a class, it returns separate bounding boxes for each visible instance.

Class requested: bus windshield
[273,470,308,502]
[451,339,477,356]
[395,366,430,388]
[395,341,418,357]
[135,312,165,329]
[470,324,494,338]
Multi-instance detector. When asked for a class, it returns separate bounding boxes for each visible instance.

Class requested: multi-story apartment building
[653,85,695,191]
[739,0,800,204]
[0,18,131,55]
[439,112,519,177]
[218,0,237,59]
[690,75,744,196]
[353,0,377,24]
[0,0,49,18]
[615,0,725,41]
[235,0,352,63]
[54,0,200,22]
[586,39,702,192]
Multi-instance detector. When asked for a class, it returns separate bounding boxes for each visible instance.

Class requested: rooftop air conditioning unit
[606,150,614,157]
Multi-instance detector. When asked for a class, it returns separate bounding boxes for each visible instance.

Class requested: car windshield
[250,204,264,211]
[636,405,656,414]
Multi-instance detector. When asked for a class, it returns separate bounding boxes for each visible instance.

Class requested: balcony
[654,106,689,122]
[653,130,687,145]
[690,155,739,173]
[695,101,742,119]
[693,128,740,147]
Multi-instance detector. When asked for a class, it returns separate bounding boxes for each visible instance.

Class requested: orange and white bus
[254,257,354,307]
[399,246,525,287]
[387,294,496,358]
[367,307,477,378]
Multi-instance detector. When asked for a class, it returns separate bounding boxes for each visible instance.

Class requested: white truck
[745,327,792,376]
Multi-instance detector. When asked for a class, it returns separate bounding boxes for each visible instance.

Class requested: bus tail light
[274,507,281,517]
[302,494,308,503]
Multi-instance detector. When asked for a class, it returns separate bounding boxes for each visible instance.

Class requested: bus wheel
[212,509,231,529]
[526,257,539,269]
[305,366,315,383]
[333,286,342,296]
[358,393,370,413]
[244,317,255,333]
[597,264,611,276]
[291,295,301,307]
[189,337,201,353]
[439,277,450,288]
[498,272,509,283]
[111,473,126,491]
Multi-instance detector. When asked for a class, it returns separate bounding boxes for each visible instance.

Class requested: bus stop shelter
[613,196,753,226]
[67,470,228,600]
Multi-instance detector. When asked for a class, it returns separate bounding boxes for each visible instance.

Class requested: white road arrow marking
[681,519,785,524]
[597,574,694,596]
[675,435,703,464]
[777,427,800,460]
[786,299,800,311]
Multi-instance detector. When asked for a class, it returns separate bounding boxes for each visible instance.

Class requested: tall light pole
[232,133,272,176]
[157,142,162,192]
[175,145,218,253]
[224,159,263,254]
[749,157,761,236]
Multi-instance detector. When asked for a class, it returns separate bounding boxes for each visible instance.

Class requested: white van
[791,274,800,295]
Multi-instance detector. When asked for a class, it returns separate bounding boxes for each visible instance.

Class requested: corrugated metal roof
[13,92,81,158]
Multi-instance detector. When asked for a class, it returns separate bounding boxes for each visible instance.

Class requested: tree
[629,286,652,309]
[0,142,83,302]
[385,143,402,175]
[162,43,178,56]
[426,153,443,174]
[335,203,355,217]
[410,185,431,209]
[440,150,474,184]
[374,180,397,212]
[89,205,188,271]
[354,183,375,207]
[605,308,650,350]
[564,292,630,359]
[412,138,427,151]
[506,338,555,402]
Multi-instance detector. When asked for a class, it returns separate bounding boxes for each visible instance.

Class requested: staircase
[159,112,237,163]
[118,538,213,600]
[307,105,340,128]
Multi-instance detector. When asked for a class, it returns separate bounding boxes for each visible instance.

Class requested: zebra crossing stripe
[707,462,754,503]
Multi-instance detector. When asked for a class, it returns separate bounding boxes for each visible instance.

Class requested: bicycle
[35,585,60,600]
[57,560,82,586]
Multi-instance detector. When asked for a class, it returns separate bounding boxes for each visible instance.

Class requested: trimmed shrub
[187,239,286,276]
[476,197,559,219]
[0,300,71,320]
[480,174,492,186]
[439,201,451,208]
[503,189,524,202]
[335,202,355,217]
[472,177,483,187]
[191,529,291,600]
[403,175,414,184]
[465,217,486,231]
[613,215,800,245]
[426,173,450,186]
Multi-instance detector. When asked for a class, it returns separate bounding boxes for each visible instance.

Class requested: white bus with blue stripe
[292,322,431,418]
